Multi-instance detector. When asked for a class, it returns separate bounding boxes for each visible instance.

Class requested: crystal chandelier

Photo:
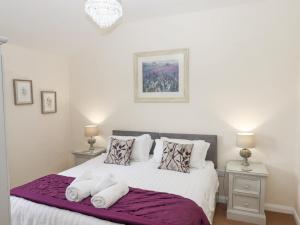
[85,0,123,29]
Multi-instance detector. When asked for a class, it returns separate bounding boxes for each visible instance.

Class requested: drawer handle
[244,203,249,207]
[244,185,250,189]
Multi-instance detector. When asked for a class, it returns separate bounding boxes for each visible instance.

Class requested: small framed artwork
[41,91,57,114]
[134,48,189,103]
[13,79,34,105]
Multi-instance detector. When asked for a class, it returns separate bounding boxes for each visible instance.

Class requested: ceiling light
[85,0,123,29]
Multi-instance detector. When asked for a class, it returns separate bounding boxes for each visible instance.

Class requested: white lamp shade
[84,125,100,137]
[236,133,255,148]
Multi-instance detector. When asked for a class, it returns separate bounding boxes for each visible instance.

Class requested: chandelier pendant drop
[85,0,123,29]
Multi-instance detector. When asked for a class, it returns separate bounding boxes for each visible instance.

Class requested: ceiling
[0,0,252,56]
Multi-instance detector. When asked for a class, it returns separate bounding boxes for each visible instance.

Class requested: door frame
[0,36,10,225]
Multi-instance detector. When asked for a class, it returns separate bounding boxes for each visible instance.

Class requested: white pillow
[152,137,210,169]
[107,134,153,162]
[152,139,164,163]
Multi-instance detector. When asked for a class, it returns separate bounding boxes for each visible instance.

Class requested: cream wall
[2,44,72,187]
[69,0,300,208]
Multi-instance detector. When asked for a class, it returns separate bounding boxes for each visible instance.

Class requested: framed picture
[41,91,57,114]
[13,79,33,105]
[134,49,189,102]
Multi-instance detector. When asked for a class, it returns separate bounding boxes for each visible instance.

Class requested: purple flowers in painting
[142,60,179,93]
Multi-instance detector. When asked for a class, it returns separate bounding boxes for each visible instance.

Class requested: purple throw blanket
[11,174,211,225]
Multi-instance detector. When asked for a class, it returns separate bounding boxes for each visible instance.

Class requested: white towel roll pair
[91,182,129,209]
[65,172,116,203]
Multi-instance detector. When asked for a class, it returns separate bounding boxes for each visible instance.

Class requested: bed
[10,130,219,225]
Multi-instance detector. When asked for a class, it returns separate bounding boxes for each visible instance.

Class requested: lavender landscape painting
[142,60,179,93]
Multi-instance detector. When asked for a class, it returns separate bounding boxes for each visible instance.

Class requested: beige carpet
[213,204,296,225]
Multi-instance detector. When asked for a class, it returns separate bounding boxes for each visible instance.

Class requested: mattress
[10,154,219,225]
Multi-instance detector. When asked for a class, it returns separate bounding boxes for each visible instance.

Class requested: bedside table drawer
[233,194,260,213]
[233,175,260,195]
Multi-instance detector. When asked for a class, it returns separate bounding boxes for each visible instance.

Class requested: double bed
[10,130,219,225]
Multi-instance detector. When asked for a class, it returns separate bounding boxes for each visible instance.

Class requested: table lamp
[85,125,100,152]
[236,133,255,170]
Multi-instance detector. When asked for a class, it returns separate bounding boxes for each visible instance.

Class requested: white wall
[2,44,72,187]
[69,0,300,207]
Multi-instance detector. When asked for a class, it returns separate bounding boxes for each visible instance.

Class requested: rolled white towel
[66,180,96,202]
[91,173,117,196]
[72,171,94,183]
[65,171,96,202]
[91,182,129,208]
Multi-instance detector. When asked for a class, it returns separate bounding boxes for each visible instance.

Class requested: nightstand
[72,147,106,166]
[226,160,268,225]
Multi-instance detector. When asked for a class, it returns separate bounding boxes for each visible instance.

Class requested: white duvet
[10,154,219,225]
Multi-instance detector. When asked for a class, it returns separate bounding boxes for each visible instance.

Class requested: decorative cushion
[152,138,210,169]
[158,141,194,173]
[161,137,210,169]
[106,134,153,162]
[104,138,135,166]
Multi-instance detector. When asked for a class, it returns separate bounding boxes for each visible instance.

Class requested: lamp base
[88,148,96,154]
[241,166,252,172]
[240,148,252,171]
[240,148,251,163]
[88,137,96,152]
[241,159,250,167]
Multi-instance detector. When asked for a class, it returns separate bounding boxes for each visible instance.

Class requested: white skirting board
[217,196,300,224]
[264,203,295,214]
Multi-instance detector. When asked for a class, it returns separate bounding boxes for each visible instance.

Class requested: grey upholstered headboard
[112,130,218,168]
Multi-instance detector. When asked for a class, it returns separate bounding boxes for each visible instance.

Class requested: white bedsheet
[10,154,219,225]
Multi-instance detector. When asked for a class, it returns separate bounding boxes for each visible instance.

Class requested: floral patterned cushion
[104,138,135,166]
[158,141,194,173]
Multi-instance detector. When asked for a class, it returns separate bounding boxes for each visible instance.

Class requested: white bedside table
[226,160,268,225]
[72,147,106,166]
